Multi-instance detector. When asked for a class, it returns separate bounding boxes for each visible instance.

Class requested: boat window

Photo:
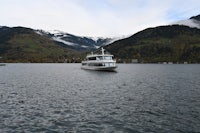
[100,57,103,60]
[96,57,100,60]
[88,63,104,66]
[97,63,104,66]
[110,63,114,66]
[104,56,112,60]
[88,57,96,60]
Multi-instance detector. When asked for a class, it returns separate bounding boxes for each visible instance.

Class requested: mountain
[174,14,200,29]
[1,14,200,63]
[105,24,200,63]
[190,14,200,21]
[0,26,82,63]
[0,26,117,62]
[36,30,115,51]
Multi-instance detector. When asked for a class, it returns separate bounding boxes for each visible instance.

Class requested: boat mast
[101,47,105,55]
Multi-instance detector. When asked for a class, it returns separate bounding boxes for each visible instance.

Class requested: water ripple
[0,64,200,132]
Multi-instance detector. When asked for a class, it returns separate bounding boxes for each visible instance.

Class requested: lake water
[0,63,200,133]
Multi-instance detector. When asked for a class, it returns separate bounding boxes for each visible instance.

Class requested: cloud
[0,0,200,37]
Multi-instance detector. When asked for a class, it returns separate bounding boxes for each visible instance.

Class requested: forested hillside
[105,25,200,63]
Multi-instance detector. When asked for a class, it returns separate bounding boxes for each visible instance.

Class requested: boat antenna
[101,47,105,55]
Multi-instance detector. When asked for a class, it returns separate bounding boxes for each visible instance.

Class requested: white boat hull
[81,65,117,72]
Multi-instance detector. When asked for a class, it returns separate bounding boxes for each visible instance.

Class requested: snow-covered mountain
[35,30,118,51]
[173,14,200,29]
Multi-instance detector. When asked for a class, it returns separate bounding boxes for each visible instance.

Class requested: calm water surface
[0,63,200,133]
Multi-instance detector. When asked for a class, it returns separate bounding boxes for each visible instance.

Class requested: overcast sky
[1,0,200,37]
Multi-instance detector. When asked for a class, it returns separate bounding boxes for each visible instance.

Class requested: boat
[81,47,117,71]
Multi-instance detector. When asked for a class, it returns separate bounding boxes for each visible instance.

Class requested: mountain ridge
[35,29,117,51]
[0,26,82,63]
[173,14,200,29]
[1,14,200,63]
[105,24,200,63]
[190,14,200,21]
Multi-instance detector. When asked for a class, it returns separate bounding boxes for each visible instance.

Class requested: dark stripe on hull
[81,66,117,72]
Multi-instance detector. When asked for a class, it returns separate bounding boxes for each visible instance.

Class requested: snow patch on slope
[34,29,127,50]
[173,19,200,29]
[35,30,44,35]
[52,37,77,46]
[81,45,89,48]
[105,35,130,45]
[90,37,100,42]
[48,30,65,34]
